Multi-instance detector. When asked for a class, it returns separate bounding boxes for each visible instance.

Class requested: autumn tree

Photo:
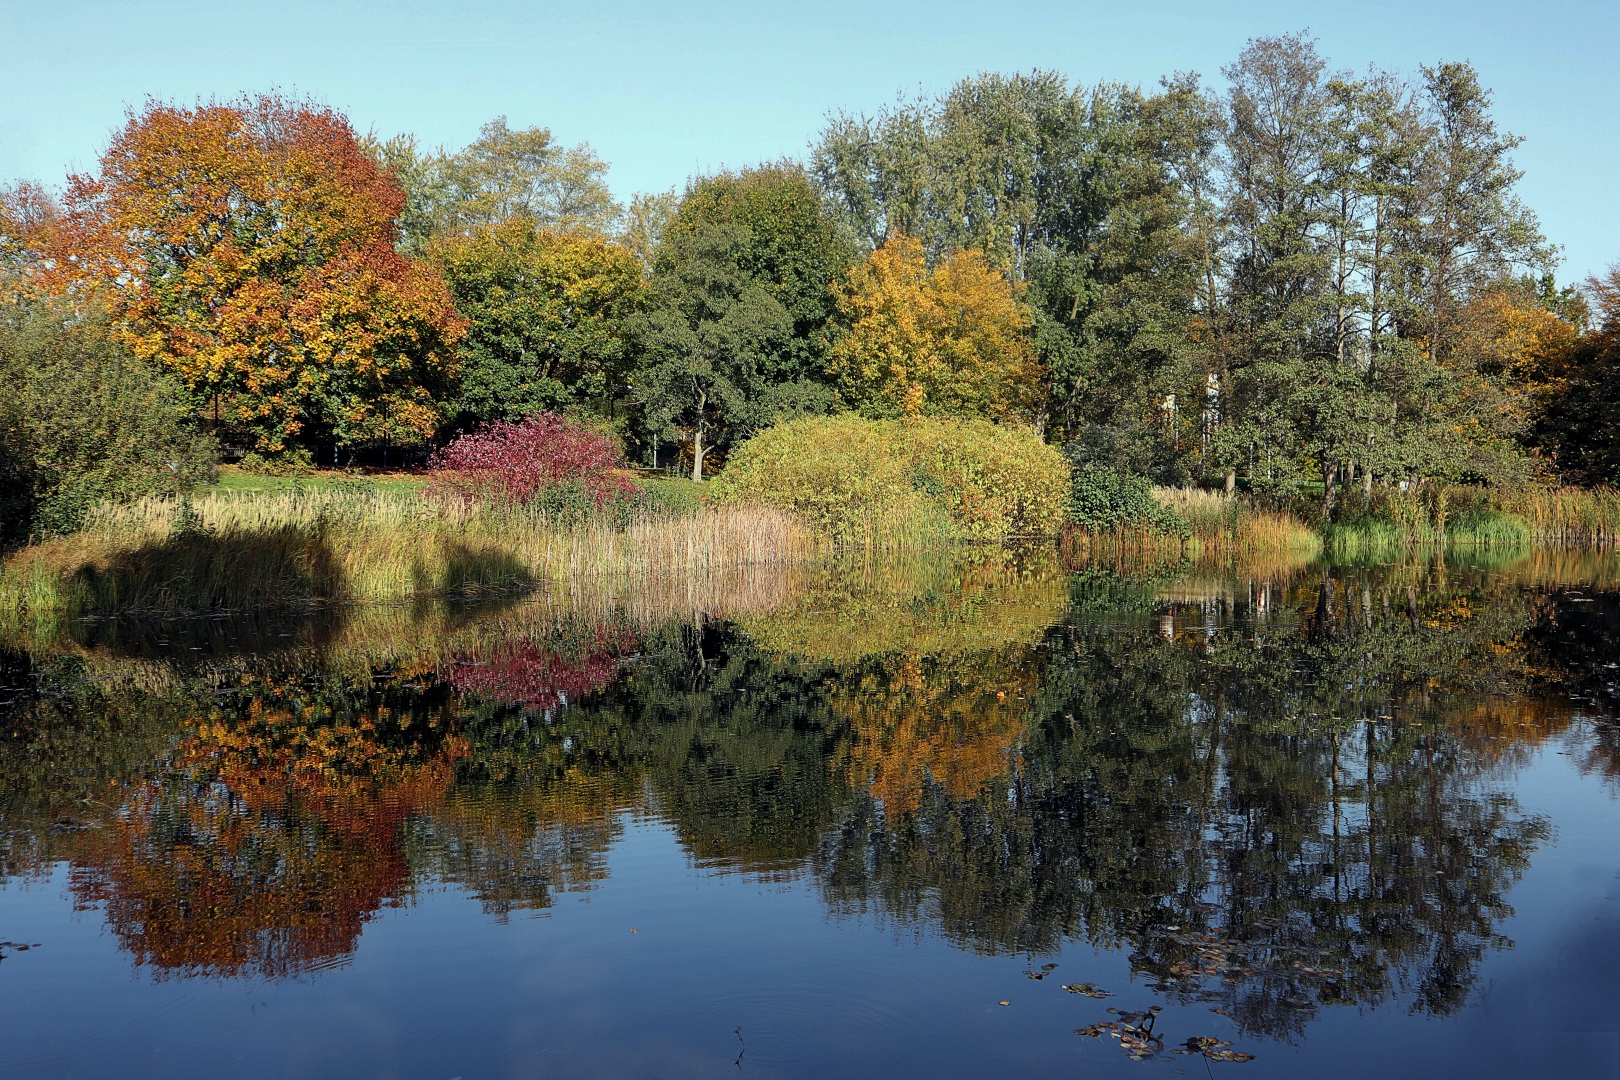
[43,95,464,454]
[1534,265,1620,483]
[827,232,1043,422]
[427,221,644,426]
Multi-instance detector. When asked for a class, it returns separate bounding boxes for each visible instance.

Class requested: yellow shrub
[712,414,1069,545]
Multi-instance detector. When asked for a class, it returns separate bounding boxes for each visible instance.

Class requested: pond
[1,547,1617,1078]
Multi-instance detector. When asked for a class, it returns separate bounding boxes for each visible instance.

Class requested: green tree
[631,221,791,481]
[426,221,645,426]
[632,166,853,477]
[662,164,853,391]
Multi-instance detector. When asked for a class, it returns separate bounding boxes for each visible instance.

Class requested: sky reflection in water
[1,547,1617,1078]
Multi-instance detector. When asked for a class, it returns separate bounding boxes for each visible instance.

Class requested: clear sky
[2,0,1614,280]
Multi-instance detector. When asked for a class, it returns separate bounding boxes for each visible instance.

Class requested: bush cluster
[1066,465,1188,536]
[712,414,1069,544]
[427,413,635,516]
[0,305,216,543]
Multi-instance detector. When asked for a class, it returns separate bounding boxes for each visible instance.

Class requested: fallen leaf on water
[999,1001,1010,1006]
[1061,982,1112,998]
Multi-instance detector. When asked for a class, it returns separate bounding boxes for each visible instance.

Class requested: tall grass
[1153,487,1322,555]
[1061,487,1320,566]
[1325,484,1620,550]
[1498,486,1620,546]
[0,488,812,628]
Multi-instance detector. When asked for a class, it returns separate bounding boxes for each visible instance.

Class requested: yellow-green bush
[712,414,1069,545]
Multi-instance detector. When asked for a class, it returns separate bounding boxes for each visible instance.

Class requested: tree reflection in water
[0,548,1612,1042]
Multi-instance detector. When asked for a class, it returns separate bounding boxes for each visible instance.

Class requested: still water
[1,548,1617,1078]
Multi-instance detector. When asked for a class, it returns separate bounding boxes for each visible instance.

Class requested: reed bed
[1060,488,1320,567]
[1498,486,1620,546]
[1152,487,1323,555]
[1323,484,1620,550]
[0,488,814,626]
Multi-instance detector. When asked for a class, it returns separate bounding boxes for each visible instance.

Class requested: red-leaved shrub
[428,413,634,508]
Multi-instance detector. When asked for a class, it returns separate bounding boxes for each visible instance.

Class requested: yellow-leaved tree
[1459,289,1581,403]
[827,232,1044,422]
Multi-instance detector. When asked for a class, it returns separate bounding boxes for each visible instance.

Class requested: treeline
[2,33,1617,537]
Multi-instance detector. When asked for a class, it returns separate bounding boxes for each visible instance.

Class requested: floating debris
[1173,1036,1255,1063]
[1061,982,1111,998]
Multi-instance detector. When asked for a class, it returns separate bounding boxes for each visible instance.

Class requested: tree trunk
[691,426,703,483]
[1224,471,1236,496]
[1363,467,1373,496]
[1323,461,1340,521]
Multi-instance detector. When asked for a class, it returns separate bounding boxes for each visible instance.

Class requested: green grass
[213,465,428,495]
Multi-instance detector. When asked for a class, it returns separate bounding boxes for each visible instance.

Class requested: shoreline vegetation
[3,458,1617,636]
[6,39,1620,633]
[0,489,809,633]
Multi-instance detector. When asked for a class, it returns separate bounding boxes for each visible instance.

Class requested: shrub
[0,303,216,543]
[428,413,635,513]
[712,414,1069,544]
[1067,465,1188,536]
[239,448,315,478]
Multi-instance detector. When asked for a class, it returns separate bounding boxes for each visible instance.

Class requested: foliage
[712,414,1069,543]
[428,412,634,509]
[237,448,315,478]
[827,232,1044,421]
[24,95,465,453]
[365,117,621,250]
[1533,266,1620,484]
[630,166,852,478]
[813,72,1202,439]
[427,221,644,426]
[664,164,852,374]
[1066,465,1187,536]
[1063,424,1190,487]
[0,303,216,542]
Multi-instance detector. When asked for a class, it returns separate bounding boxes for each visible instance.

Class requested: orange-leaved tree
[827,231,1044,423]
[43,95,464,452]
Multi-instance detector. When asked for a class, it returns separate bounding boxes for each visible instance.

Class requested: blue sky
[3,0,1615,280]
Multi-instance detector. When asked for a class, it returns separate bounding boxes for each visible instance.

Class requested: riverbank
[0,488,809,634]
[1064,483,1620,557]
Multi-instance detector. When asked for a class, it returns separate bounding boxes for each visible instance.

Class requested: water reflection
[0,547,1614,1052]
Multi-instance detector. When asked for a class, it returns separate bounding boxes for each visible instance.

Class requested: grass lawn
[213,464,428,495]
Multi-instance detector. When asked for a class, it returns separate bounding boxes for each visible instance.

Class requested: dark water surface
[2,549,1618,1078]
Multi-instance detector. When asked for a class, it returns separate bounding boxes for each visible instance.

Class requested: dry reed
[0,488,814,626]
[1497,486,1620,546]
